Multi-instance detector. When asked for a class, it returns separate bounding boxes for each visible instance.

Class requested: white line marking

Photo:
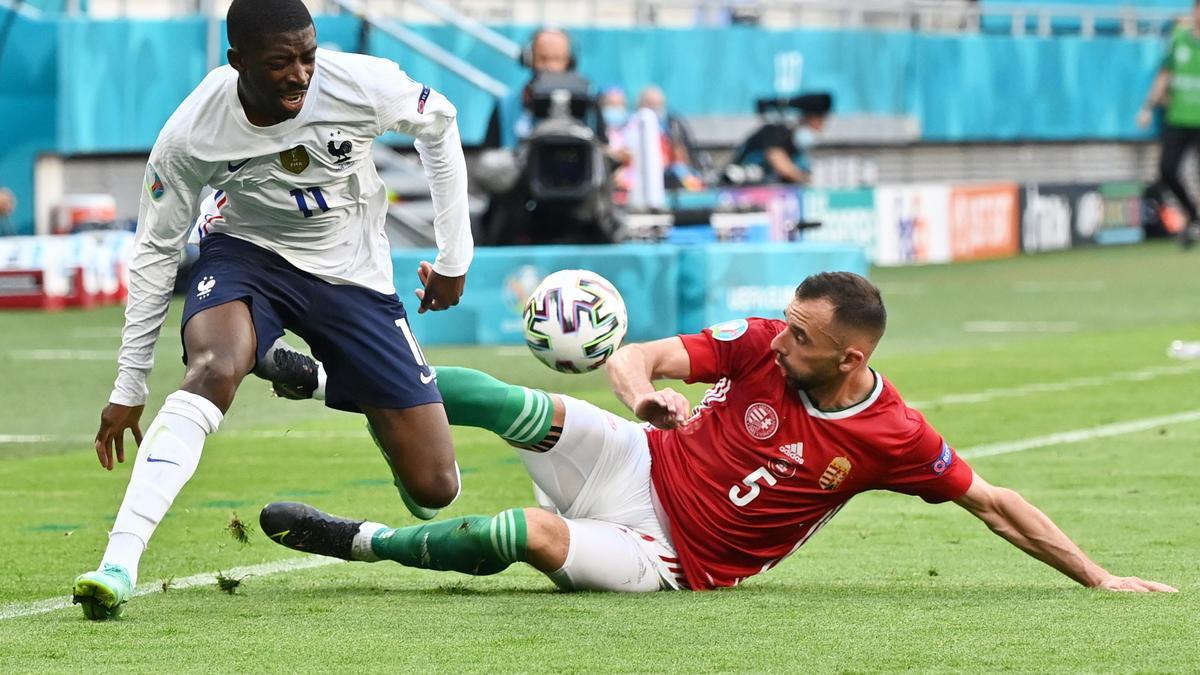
[6,350,114,361]
[1012,281,1107,293]
[494,346,531,357]
[963,321,1078,333]
[69,328,124,339]
[6,407,1200,620]
[906,362,1200,409]
[0,556,343,621]
[960,409,1200,460]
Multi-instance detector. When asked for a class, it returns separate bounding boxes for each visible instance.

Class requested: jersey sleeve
[370,60,472,277]
[879,408,974,503]
[110,132,208,406]
[680,318,781,384]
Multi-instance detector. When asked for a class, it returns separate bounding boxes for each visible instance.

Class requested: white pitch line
[0,556,343,621]
[959,409,1200,460]
[5,408,1200,621]
[906,361,1200,409]
[963,321,1078,333]
[6,350,115,361]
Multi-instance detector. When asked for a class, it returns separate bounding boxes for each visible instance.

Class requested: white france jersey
[113,49,471,406]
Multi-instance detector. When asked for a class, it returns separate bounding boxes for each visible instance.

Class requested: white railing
[57,0,1185,38]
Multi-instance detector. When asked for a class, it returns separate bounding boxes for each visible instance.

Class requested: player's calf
[437,366,563,452]
[260,501,533,576]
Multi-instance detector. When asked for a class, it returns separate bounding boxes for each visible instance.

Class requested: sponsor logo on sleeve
[931,441,954,476]
[709,318,749,342]
[417,85,430,113]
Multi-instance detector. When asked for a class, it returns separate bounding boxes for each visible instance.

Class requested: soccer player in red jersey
[262,272,1175,593]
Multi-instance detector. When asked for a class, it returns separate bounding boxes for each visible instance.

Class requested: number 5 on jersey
[729,466,778,507]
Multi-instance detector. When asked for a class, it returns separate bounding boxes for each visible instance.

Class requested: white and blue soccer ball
[522,269,628,373]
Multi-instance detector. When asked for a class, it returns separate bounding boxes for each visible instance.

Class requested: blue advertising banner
[676,242,870,334]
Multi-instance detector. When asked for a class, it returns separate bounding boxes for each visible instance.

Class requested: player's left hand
[1095,575,1178,593]
[415,260,465,314]
[1099,571,1180,588]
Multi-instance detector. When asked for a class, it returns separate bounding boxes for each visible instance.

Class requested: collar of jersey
[226,61,321,137]
[797,369,883,420]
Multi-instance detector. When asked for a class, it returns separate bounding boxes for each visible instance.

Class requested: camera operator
[724,92,833,186]
[477,28,621,245]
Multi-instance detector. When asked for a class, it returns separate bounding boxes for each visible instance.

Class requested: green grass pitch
[0,242,1197,672]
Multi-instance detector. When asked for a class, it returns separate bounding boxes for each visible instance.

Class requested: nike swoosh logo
[227,159,251,172]
[420,367,437,385]
[146,456,180,466]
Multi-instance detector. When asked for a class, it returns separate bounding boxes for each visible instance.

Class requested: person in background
[483,27,577,150]
[1138,1,1200,248]
[726,92,832,186]
[0,187,16,236]
[598,87,633,203]
[637,86,705,190]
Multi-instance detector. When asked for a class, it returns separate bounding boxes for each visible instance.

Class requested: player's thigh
[297,283,440,414]
[179,233,294,373]
[547,517,676,593]
[527,395,654,524]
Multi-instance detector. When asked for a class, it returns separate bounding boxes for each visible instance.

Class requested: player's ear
[839,347,865,372]
[228,48,244,73]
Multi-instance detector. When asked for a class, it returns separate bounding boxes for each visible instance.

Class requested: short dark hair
[227,0,314,51]
[795,272,887,340]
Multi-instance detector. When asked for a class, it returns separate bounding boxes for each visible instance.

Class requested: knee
[404,468,461,509]
[184,350,249,401]
[522,508,569,573]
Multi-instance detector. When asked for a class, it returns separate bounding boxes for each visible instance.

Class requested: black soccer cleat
[259,502,364,560]
[258,344,320,400]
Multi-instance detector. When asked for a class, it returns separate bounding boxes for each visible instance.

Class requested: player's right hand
[633,388,691,430]
[95,403,145,471]
[1136,108,1153,129]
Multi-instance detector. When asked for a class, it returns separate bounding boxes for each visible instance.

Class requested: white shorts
[516,396,684,592]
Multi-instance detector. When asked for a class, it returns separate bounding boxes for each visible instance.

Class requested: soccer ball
[522,269,628,373]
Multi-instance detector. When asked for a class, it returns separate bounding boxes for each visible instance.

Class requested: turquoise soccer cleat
[72,563,133,621]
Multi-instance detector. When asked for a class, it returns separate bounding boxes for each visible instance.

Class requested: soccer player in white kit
[72,0,473,619]
[258,273,1175,595]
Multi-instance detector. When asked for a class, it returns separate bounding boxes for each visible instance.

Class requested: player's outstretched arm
[953,472,1177,592]
[607,338,692,429]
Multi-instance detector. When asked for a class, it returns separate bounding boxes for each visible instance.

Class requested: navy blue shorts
[180,233,441,413]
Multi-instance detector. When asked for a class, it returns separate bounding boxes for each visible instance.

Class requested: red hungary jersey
[646,318,974,590]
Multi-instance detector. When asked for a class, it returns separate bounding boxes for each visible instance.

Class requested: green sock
[370,509,528,576]
[436,367,555,447]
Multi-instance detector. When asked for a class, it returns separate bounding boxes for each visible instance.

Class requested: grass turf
[0,241,1197,672]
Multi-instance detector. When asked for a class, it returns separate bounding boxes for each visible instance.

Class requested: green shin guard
[436,366,555,447]
[366,423,440,521]
[370,509,529,576]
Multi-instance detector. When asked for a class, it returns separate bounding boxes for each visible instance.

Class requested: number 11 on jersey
[289,186,330,218]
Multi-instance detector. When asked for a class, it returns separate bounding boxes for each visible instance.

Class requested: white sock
[313,363,327,401]
[351,522,386,562]
[101,391,223,585]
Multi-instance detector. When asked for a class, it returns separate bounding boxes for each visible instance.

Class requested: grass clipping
[226,512,253,545]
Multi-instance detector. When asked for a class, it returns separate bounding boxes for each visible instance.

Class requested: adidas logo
[780,442,804,464]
